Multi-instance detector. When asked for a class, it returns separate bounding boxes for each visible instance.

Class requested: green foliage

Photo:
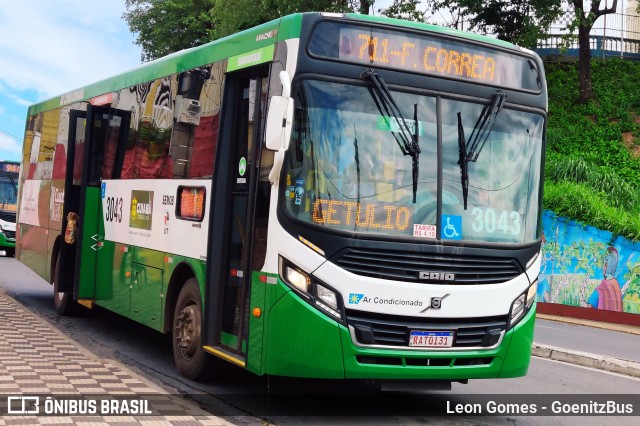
[545,59,640,241]
[544,182,640,241]
[407,0,564,48]
[123,0,217,62]
[124,1,375,58]
[545,156,640,210]
[381,0,427,22]
[209,0,360,40]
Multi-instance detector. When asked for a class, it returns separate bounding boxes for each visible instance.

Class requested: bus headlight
[279,256,311,294]
[279,256,344,321]
[509,280,537,328]
[284,265,311,293]
[316,284,340,315]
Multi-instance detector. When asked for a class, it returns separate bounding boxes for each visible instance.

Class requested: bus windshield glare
[282,79,544,244]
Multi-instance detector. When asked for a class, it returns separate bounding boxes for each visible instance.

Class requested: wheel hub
[175,305,198,358]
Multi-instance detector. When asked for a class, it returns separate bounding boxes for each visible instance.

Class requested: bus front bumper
[0,232,16,249]
[265,289,535,380]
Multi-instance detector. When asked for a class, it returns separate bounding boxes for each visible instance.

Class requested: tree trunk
[359,1,373,14]
[577,23,593,103]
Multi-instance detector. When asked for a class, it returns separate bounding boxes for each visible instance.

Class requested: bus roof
[27,12,522,116]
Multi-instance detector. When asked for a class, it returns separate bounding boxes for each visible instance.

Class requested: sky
[0,1,142,161]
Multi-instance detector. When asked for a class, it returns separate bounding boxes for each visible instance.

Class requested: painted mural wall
[538,210,640,314]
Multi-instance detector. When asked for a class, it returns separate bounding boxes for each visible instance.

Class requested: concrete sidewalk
[532,313,640,378]
[0,289,233,425]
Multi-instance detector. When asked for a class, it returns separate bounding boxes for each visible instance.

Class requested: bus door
[62,106,130,301]
[57,110,86,294]
[205,68,270,361]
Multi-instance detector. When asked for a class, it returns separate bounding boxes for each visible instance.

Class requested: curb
[532,343,640,378]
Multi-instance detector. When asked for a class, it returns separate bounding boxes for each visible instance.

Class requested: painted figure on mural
[586,246,623,312]
[622,261,640,313]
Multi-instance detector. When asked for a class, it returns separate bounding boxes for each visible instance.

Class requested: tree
[568,0,618,103]
[124,1,376,61]
[209,0,356,40]
[461,0,563,49]
[381,0,428,22]
[383,1,563,49]
[123,0,216,62]
[211,1,375,39]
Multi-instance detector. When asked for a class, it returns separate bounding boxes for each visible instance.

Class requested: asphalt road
[534,317,640,363]
[1,255,639,425]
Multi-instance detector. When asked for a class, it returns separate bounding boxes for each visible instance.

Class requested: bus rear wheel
[172,278,215,381]
[52,256,77,315]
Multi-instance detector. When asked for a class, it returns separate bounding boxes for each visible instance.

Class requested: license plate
[409,330,454,347]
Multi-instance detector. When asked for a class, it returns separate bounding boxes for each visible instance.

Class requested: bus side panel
[18,223,49,281]
[265,286,345,378]
[130,261,163,331]
[49,179,65,233]
[132,246,165,269]
[17,179,52,281]
[95,241,132,318]
[246,271,267,374]
[129,247,164,330]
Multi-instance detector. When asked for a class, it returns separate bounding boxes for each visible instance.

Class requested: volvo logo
[419,271,455,281]
[420,294,450,312]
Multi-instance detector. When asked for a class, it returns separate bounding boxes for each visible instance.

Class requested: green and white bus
[18,12,545,385]
[1,160,20,257]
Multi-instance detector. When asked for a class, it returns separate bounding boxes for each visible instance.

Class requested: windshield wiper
[353,124,361,207]
[457,90,506,210]
[360,69,421,203]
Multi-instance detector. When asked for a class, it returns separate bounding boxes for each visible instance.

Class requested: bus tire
[52,256,77,315]
[4,247,14,257]
[172,278,215,381]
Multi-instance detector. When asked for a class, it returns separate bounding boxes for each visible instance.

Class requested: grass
[544,59,640,241]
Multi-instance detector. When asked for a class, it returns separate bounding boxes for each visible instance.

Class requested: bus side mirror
[266,71,294,184]
[265,96,293,151]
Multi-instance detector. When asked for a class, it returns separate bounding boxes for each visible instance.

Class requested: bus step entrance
[203,345,246,369]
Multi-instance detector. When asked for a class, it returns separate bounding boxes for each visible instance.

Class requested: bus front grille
[3,230,16,240]
[0,211,16,222]
[333,247,521,284]
[346,310,508,349]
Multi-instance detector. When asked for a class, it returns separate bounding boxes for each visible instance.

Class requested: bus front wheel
[52,256,77,315]
[172,278,215,381]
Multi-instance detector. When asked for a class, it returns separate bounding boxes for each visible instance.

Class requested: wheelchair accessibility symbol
[441,215,462,240]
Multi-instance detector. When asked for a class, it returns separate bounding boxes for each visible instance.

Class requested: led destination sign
[1,163,20,173]
[312,198,414,233]
[309,22,541,91]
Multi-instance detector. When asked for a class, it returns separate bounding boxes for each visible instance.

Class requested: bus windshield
[282,79,544,244]
[0,175,18,213]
